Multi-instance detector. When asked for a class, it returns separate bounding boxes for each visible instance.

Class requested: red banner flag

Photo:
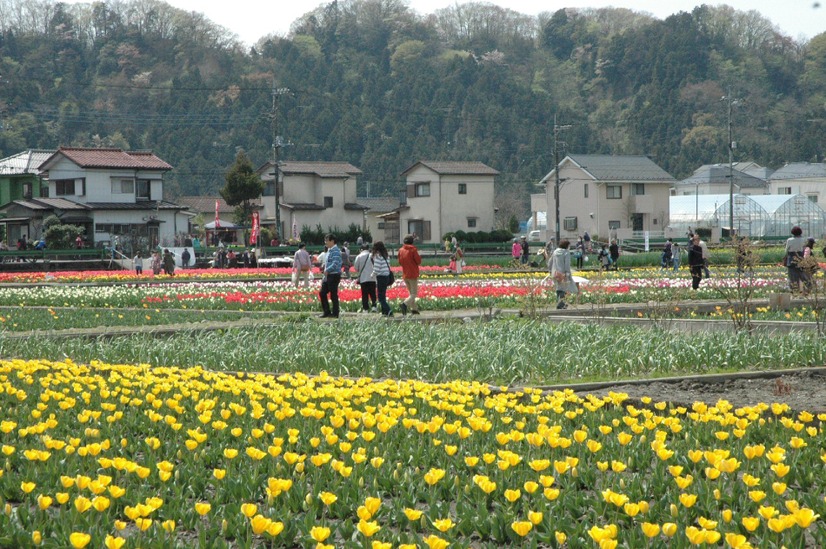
[214,200,221,229]
[250,211,259,245]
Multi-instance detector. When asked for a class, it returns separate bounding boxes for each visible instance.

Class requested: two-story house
[257,161,366,240]
[396,161,498,243]
[12,147,189,250]
[769,162,826,205]
[0,149,54,244]
[541,154,675,242]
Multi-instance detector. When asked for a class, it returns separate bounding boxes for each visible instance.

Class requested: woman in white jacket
[353,243,377,312]
[549,239,577,309]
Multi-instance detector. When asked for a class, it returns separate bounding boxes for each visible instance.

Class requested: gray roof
[256,161,362,179]
[401,161,499,176]
[0,149,55,176]
[769,162,826,180]
[358,197,401,213]
[543,154,675,183]
[675,164,768,189]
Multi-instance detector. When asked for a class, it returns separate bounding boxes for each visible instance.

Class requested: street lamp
[552,115,572,244]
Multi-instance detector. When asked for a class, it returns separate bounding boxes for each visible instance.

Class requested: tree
[42,215,84,249]
[220,150,264,227]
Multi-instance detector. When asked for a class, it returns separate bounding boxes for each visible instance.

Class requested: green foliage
[220,151,264,226]
[0,0,823,210]
[43,222,84,249]
[443,229,513,243]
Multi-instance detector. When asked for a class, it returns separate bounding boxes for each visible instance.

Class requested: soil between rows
[576,370,826,414]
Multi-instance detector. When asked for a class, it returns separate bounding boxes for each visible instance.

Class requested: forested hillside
[1,0,825,221]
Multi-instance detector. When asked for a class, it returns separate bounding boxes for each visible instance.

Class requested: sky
[151,0,823,47]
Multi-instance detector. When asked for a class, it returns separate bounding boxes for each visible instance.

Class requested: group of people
[306,233,422,319]
[511,235,531,265]
[784,226,820,294]
[134,248,181,276]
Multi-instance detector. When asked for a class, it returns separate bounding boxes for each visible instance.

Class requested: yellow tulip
[319,492,338,506]
[135,518,152,531]
[103,535,126,549]
[679,493,697,508]
[423,535,449,549]
[310,526,331,542]
[37,495,52,510]
[194,502,211,516]
[662,522,678,536]
[555,531,567,544]
[20,481,36,494]
[404,508,423,521]
[528,511,543,525]
[793,508,820,528]
[250,514,271,535]
[162,520,176,533]
[240,503,257,518]
[32,531,42,545]
[724,532,751,549]
[641,522,660,538]
[69,532,91,548]
[511,521,533,537]
[504,489,521,502]
[357,519,381,537]
[741,516,760,532]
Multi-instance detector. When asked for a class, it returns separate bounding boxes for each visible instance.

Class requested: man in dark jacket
[687,234,705,290]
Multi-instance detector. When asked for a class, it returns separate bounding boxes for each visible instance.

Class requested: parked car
[528,230,541,241]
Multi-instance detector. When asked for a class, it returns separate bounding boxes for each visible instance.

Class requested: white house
[396,161,499,243]
[541,154,675,242]
[257,161,367,240]
[769,162,826,206]
[33,147,189,251]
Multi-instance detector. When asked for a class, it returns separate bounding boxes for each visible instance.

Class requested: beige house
[256,161,367,240]
[541,154,675,242]
[358,196,402,243]
[769,163,826,206]
[395,161,498,243]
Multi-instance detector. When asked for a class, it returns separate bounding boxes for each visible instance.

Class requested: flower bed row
[0,359,823,548]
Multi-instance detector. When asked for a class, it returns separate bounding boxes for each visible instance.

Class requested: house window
[323,196,333,208]
[778,187,792,195]
[632,183,645,195]
[563,217,577,231]
[608,220,621,230]
[112,179,134,194]
[377,222,386,230]
[55,179,76,196]
[137,180,151,200]
[467,218,477,228]
[458,183,467,195]
[415,183,430,197]
[23,182,32,199]
[807,194,818,203]
[606,185,622,199]
[584,184,589,198]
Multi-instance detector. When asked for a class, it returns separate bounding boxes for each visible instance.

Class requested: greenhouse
[668,193,826,238]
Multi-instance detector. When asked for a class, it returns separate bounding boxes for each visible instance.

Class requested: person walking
[453,242,464,275]
[520,235,530,265]
[371,241,394,317]
[293,243,312,288]
[398,234,421,315]
[318,234,342,318]
[661,239,673,269]
[801,237,817,294]
[162,249,175,276]
[609,240,620,270]
[511,238,522,264]
[341,242,352,278]
[133,252,144,275]
[549,239,577,309]
[354,243,377,312]
[574,236,585,269]
[688,234,705,290]
[671,240,681,271]
[784,226,806,293]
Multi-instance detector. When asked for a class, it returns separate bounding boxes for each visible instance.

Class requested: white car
[528,230,541,241]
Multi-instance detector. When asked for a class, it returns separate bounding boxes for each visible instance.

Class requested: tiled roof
[177,196,261,215]
[769,162,826,180]
[279,161,362,178]
[0,149,55,175]
[358,197,401,212]
[40,147,172,171]
[541,154,675,184]
[402,161,499,176]
[14,198,90,211]
[85,201,186,210]
[344,202,369,210]
[675,165,767,189]
[281,202,324,211]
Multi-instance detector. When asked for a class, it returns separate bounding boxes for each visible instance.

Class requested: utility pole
[723,89,739,239]
[271,81,290,241]
[553,115,572,245]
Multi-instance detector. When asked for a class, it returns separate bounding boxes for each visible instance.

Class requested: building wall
[546,164,671,241]
[400,165,495,243]
[46,159,165,204]
[770,179,826,205]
